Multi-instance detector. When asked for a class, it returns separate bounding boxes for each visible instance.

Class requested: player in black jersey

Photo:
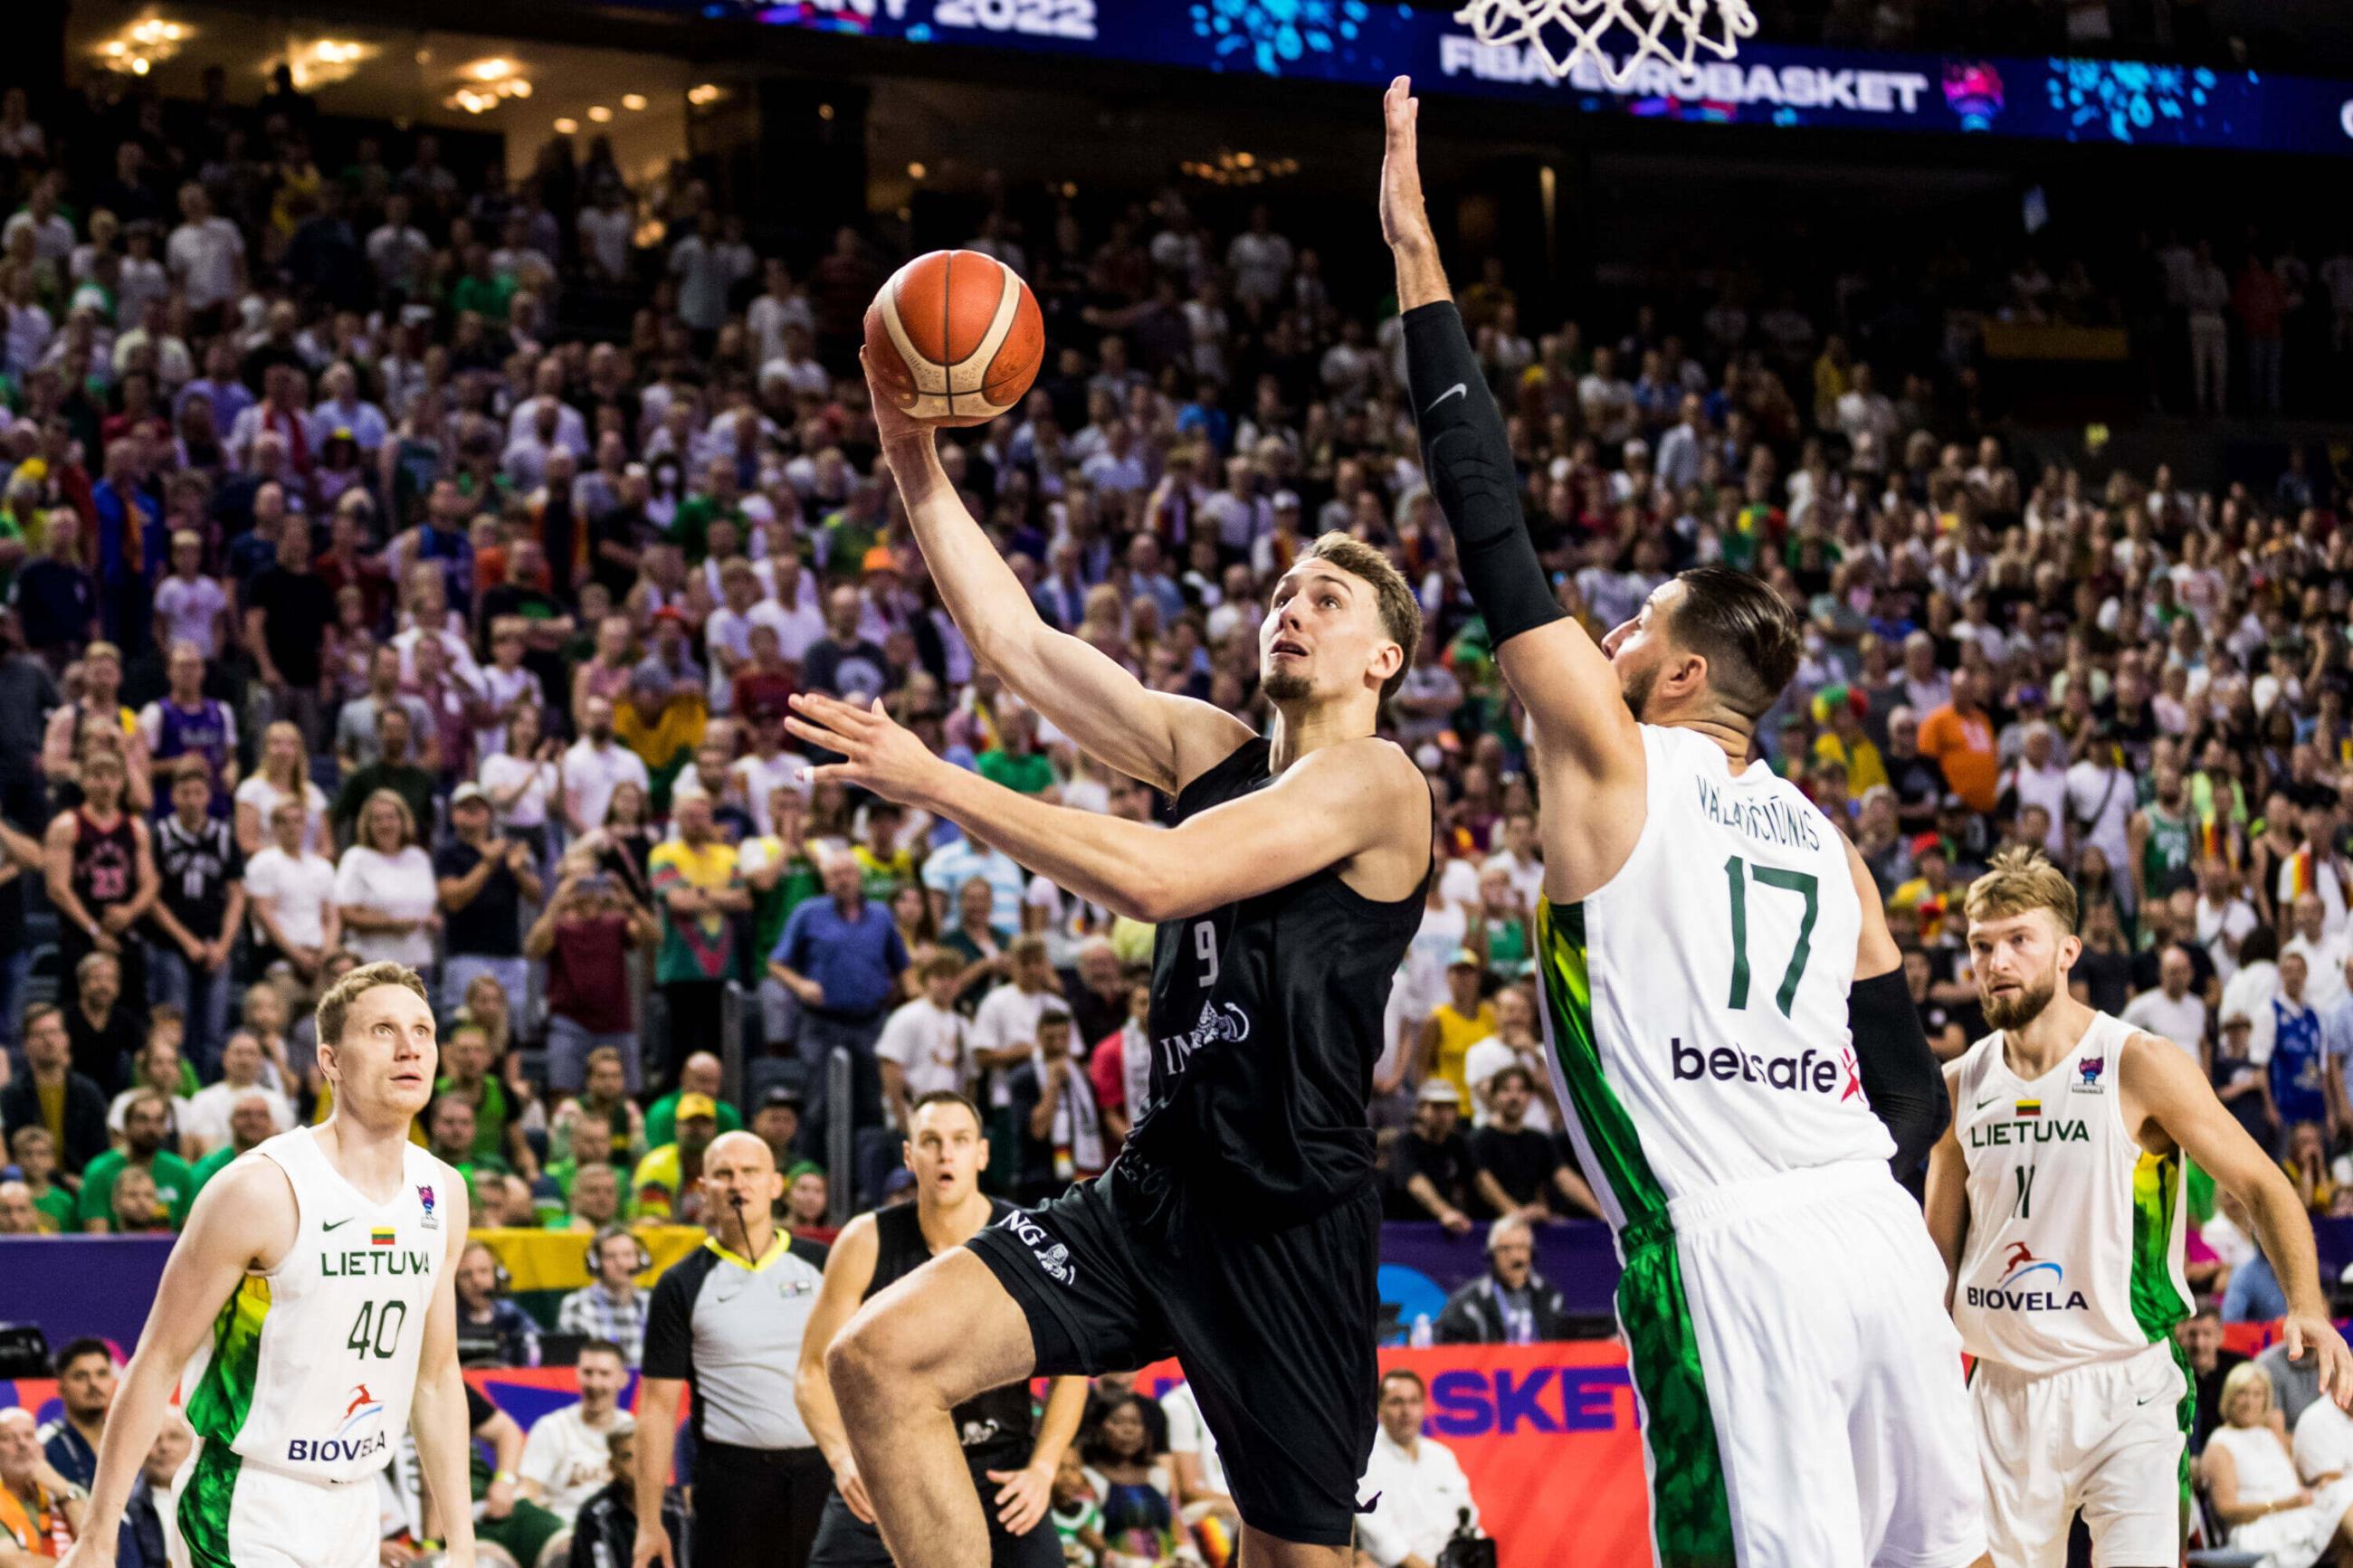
[779,363,1433,1568]
[798,1092,1087,1568]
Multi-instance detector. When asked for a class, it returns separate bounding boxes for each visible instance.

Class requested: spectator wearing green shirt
[976,702,1056,795]
[424,1091,510,1209]
[77,1090,195,1231]
[449,245,518,321]
[5,1126,78,1233]
[546,1108,615,1199]
[643,1050,742,1147]
[434,1021,538,1181]
[186,1087,277,1198]
[742,784,823,1044]
[670,454,748,565]
[555,1159,628,1231]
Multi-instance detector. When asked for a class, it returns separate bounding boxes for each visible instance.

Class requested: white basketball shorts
[1971,1339,2189,1568]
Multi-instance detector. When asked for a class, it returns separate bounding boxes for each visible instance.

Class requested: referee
[635,1130,831,1568]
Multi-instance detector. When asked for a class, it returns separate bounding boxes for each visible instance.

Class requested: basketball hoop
[1451,0,1758,90]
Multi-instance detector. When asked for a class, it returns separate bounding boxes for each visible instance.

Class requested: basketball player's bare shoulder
[179,1150,300,1276]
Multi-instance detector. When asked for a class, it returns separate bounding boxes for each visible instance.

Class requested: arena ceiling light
[446,55,534,115]
[687,83,724,106]
[94,16,192,77]
[1177,148,1300,186]
[280,36,375,91]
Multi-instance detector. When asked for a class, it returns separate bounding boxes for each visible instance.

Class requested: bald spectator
[0,1407,88,1559]
[0,1180,43,1234]
[2123,944,2211,1061]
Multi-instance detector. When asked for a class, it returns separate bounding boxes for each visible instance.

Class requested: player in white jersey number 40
[57,963,478,1568]
[1929,850,2353,1568]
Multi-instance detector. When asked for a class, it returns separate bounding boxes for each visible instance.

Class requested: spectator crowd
[0,52,2350,1568]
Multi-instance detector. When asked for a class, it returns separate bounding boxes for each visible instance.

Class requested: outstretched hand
[1379,76,1432,252]
[785,691,946,807]
[861,347,928,447]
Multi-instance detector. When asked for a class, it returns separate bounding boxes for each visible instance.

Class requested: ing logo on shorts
[999,1211,1078,1288]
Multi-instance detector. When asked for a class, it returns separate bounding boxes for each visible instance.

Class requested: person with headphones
[558,1225,655,1366]
[454,1238,543,1367]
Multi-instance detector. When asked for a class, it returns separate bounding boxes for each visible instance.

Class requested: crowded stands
[1,46,2351,1568]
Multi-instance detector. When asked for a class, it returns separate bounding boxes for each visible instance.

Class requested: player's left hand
[987,1459,1055,1535]
[2282,1311,2353,1409]
[786,693,943,807]
[481,1474,517,1520]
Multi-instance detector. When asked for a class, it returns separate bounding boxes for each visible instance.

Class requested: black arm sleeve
[1849,966,1947,1179]
[1400,301,1566,649]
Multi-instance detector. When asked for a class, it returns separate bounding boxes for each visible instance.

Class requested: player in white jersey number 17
[56,963,478,1568]
[1927,850,2353,1568]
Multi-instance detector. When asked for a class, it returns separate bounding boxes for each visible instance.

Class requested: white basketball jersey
[181,1128,455,1482]
[1534,725,1895,1231]
[1952,1012,2192,1375]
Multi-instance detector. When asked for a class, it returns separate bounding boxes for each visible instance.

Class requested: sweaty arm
[409,1183,481,1565]
[796,1215,881,1520]
[873,406,1247,797]
[1844,840,1947,1177]
[789,693,1427,924]
[1920,1060,1970,1310]
[2129,1031,2353,1402]
[56,1158,295,1568]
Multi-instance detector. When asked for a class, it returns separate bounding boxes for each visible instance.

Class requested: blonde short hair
[316,962,432,1049]
[1963,846,2079,935]
[2220,1360,2273,1422]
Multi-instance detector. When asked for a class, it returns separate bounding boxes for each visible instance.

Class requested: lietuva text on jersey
[1695,777,1824,853]
[320,1246,436,1276]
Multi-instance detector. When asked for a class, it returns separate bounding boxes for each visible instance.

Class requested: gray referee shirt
[643,1234,830,1449]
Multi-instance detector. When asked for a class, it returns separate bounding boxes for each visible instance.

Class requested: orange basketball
[864,250,1044,427]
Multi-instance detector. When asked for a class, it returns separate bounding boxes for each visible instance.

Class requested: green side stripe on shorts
[179,1437,241,1568]
[1536,899,1735,1568]
[2129,1150,2196,1506]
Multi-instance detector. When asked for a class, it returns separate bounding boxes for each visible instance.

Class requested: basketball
[863,250,1044,427]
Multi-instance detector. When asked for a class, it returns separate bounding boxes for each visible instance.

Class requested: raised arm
[787,693,1426,923]
[1380,78,1639,798]
[867,367,1248,797]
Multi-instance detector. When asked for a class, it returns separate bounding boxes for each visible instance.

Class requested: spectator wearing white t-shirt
[1480,813,1543,912]
[165,183,244,316]
[1356,1370,1481,1568]
[564,697,652,838]
[242,797,340,977]
[2120,945,2209,1060]
[335,790,439,971]
[519,1341,634,1524]
[874,955,976,1131]
[970,936,1060,1109]
[152,531,230,658]
[177,1031,296,1157]
[1160,1381,1237,1530]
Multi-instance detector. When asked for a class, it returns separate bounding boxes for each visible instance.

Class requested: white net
[1451,0,1759,89]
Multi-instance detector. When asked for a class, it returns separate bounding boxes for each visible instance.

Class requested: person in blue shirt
[39,1337,116,1491]
[771,849,910,1167]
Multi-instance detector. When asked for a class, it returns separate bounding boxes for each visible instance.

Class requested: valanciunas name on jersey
[1694,777,1824,853]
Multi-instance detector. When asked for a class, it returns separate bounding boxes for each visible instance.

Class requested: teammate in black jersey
[780,362,1433,1568]
[798,1092,1088,1568]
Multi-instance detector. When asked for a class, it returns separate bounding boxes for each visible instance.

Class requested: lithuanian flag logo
[371,1228,396,1247]
[2015,1100,2042,1118]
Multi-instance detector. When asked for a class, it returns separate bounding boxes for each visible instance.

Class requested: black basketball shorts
[966,1170,1381,1547]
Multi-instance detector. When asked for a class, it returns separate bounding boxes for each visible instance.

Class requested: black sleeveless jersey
[1122,736,1428,1230]
[72,809,138,912]
[868,1200,1033,1462]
